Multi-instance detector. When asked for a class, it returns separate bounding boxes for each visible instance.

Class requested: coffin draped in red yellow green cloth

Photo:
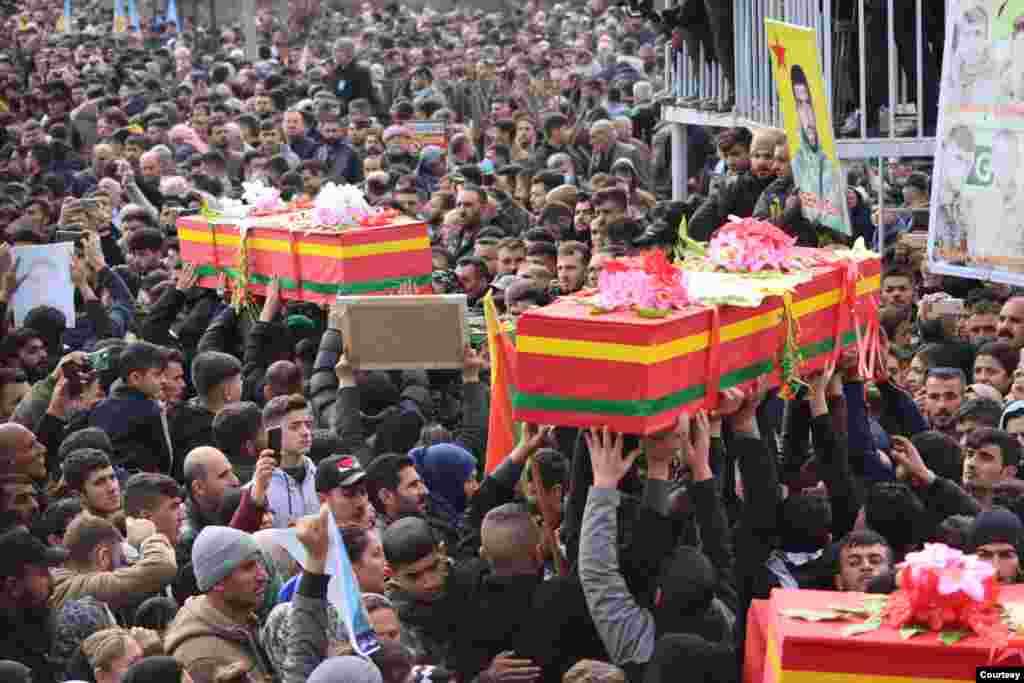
[512,255,881,435]
[744,586,1024,683]
[176,212,432,305]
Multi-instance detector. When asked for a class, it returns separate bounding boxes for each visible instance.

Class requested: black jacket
[242,319,293,405]
[752,175,819,247]
[0,609,58,683]
[139,286,221,354]
[448,569,605,683]
[88,381,172,474]
[167,398,215,481]
[325,61,379,115]
[688,172,775,241]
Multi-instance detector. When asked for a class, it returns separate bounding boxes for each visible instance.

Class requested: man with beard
[922,367,966,439]
[134,151,165,213]
[258,120,299,170]
[316,454,373,529]
[208,121,244,181]
[164,526,274,677]
[365,454,428,528]
[587,119,648,187]
[999,297,1024,350]
[125,229,164,287]
[450,185,487,261]
[177,447,242,590]
[0,423,46,488]
[315,114,361,184]
[3,328,48,383]
[0,475,38,529]
[833,530,893,592]
[0,526,67,682]
[326,38,379,117]
[788,65,844,231]
[688,128,780,241]
[283,109,317,162]
[72,143,116,197]
[963,428,1020,510]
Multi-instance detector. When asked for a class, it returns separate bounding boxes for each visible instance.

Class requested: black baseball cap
[315,455,367,493]
[0,527,68,577]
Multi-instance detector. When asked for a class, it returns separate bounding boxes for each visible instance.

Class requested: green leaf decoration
[841,618,882,637]
[779,608,845,622]
[634,307,671,319]
[938,629,969,646]
[826,604,870,617]
[863,596,888,617]
[899,625,928,640]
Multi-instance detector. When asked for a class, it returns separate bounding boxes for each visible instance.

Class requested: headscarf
[121,657,184,683]
[410,444,477,521]
[309,657,384,683]
[416,145,445,195]
[1001,399,1024,430]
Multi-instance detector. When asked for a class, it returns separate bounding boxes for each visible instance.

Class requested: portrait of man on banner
[946,4,998,107]
[789,65,843,230]
[766,20,851,236]
[929,0,1024,282]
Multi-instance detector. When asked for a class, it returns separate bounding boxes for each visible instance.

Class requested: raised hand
[585,426,641,490]
[295,504,331,573]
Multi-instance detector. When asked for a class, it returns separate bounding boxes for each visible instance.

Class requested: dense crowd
[0,1,1017,683]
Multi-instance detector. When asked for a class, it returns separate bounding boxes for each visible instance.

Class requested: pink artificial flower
[708,217,799,272]
[313,206,342,226]
[251,188,283,211]
[596,257,690,311]
[597,269,651,309]
[937,554,996,602]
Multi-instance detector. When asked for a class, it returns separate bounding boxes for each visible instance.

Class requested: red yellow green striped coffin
[176,214,432,305]
[512,258,881,435]
[743,588,1015,683]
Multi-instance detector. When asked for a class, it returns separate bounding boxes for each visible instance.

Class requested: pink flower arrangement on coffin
[707,215,799,272]
[241,181,284,212]
[902,544,995,602]
[596,251,690,312]
[885,542,1005,641]
[312,182,374,227]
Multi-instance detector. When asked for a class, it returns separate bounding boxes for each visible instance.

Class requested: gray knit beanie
[193,526,261,592]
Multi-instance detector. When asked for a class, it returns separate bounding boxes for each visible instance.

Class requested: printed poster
[11,243,75,329]
[408,121,448,154]
[928,0,1024,284]
[765,20,851,235]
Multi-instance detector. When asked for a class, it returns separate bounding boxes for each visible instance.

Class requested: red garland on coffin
[359,209,402,227]
[248,199,315,218]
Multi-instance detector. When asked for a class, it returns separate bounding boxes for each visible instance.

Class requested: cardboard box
[177,213,432,306]
[743,587,1024,683]
[512,258,880,435]
[333,295,467,370]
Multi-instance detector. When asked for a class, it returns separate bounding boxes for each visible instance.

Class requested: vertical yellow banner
[765,20,851,236]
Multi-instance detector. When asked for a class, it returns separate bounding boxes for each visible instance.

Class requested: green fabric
[194,264,431,295]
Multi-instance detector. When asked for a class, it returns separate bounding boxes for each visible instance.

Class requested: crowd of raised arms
[0,0,1013,682]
